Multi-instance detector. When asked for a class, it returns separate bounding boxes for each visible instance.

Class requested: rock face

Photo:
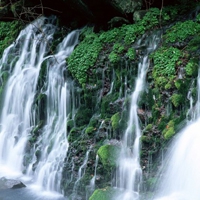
[107,0,143,14]
[0,0,183,28]
[0,177,26,189]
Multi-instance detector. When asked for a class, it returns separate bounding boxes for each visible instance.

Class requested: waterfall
[0,16,57,176]
[0,16,79,196]
[27,30,79,193]
[115,31,161,200]
[152,68,200,200]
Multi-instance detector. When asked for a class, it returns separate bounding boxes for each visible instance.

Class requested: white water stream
[0,16,79,198]
[27,30,79,193]
[0,16,57,177]
[115,32,161,200]
[153,68,200,200]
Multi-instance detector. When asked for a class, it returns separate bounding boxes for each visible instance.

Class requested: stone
[107,0,143,14]
[0,177,26,189]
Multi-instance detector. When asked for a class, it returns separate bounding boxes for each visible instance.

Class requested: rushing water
[115,32,161,200]
[0,16,57,177]
[27,30,79,193]
[0,16,79,198]
[152,68,200,200]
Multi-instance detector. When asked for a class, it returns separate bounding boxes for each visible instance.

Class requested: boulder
[106,0,143,14]
[0,177,26,189]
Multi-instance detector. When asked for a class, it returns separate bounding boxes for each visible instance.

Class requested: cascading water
[0,15,80,198]
[152,67,200,200]
[27,30,79,193]
[0,16,57,177]
[115,32,161,200]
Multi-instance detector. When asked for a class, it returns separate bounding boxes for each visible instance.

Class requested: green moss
[101,93,118,118]
[162,120,175,140]
[126,48,136,60]
[144,124,153,132]
[97,144,120,169]
[85,126,96,135]
[171,93,183,107]
[75,105,93,127]
[164,20,200,43]
[108,52,120,64]
[185,59,198,76]
[89,187,119,200]
[111,112,120,130]
[0,21,22,56]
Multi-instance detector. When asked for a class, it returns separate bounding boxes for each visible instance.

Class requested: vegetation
[0,21,22,56]
[97,144,120,169]
[89,187,119,200]
[0,1,200,199]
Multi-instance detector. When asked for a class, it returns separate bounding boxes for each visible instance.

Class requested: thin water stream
[115,31,161,200]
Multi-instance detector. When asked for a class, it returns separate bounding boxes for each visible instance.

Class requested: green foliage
[171,93,183,107]
[185,59,198,76]
[139,8,160,29]
[111,112,120,130]
[187,35,200,52]
[162,120,175,140]
[144,124,153,132]
[152,47,181,76]
[0,21,22,56]
[109,43,125,64]
[67,30,102,85]
[108,52,120,64]
[97,144,120,169]
[164,20,200,43]
[126,48,136,60]
[112,43,125,54]
[67,6,183,85]
[85,126,95,135]
[89,187,119,200]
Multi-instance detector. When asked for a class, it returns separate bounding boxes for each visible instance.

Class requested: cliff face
[0,0,189,27]
[63,3,200,199]
[0,1,199,200]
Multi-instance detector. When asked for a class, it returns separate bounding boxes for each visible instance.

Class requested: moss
[164,20,200,43]
[89,187,119,200]
[144,124,153,132]
[67,119,74,131]
[97,144,120,169]
[108,52,120,64]
[185,58,198,76]
[111,112,120,130]
[126,48,136,60]
[75,105,93,127]
[162,120,175,140]
[85,126,96,135]
[101,93,118,118]
[0,20,22,56]
[171,93,183,107]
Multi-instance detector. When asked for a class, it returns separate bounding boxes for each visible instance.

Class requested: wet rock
[0,177,26,189]
[137,108,146,122]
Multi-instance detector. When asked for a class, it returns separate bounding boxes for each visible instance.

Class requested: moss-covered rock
[97,144,120,169]
[162,120,175,140]
[89,187,119,200]
[111,112,120,130]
